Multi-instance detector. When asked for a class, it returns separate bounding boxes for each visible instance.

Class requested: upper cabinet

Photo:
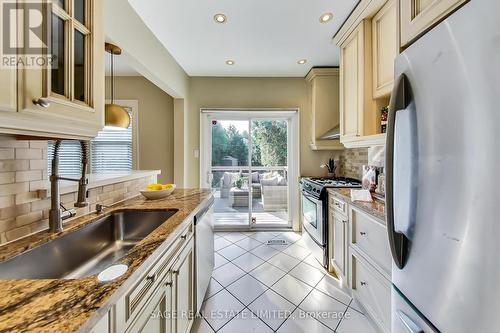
[0,0,104,139]
[306,68,344,151]
[400,0,469,48]
[334,0,398,149]
[339,20,376,142]
[372,0,398,98]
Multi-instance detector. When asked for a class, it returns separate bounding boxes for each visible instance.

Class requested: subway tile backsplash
[0,136,154,246]
[337,148,369,180]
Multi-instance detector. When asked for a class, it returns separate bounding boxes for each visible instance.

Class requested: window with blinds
[91,108,133,173]
[47,140,83,177]
[47,108,133,176]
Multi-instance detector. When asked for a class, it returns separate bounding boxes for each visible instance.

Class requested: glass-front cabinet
[0,0,104,139]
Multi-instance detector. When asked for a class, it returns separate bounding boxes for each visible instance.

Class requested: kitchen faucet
[48,140,89,233]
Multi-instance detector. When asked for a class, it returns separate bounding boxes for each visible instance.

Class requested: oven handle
[301,191,321,205]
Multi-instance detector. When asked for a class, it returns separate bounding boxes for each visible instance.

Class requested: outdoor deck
[213,190,289,227]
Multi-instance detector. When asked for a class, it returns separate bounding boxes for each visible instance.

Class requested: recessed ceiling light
[214,14,227,24]
[320,12,334,23]
[297,59,307,65]
[226,60,235,65]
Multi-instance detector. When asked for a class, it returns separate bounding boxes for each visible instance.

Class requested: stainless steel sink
[0,210,177,280]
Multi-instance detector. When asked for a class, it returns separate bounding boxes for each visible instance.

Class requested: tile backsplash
[0,136,154,245]
[337,148,369,180]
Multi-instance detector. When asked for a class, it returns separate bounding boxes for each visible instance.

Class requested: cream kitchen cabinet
[400,0,469,47]
[0,68,17,113]
[305,68,344,151]
[125,269,172,333]
[111,222,195,333]
[328,195,349,283]
[348,205,391,332]
[339,20,379,146]
[372,0,398,98]
[90,312,110,333]
[350,249,391,333]
[0,0,104,140]
[171,238,195,333]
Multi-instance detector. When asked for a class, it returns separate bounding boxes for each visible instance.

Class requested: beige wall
[186,77,340,188]
[106,76,174,184]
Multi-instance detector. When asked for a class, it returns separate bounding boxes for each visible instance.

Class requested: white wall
[104,0,189,99]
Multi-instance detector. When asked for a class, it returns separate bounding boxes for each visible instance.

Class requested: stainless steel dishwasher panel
[195,201,214,313]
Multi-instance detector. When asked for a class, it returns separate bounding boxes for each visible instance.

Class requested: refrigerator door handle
[386,73,411,269]
[397,310,425,333]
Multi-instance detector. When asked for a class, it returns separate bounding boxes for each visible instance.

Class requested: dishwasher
[194,198,214,313]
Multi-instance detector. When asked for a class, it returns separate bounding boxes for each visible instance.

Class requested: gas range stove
[300,177,362,198]
[300,176,362,269]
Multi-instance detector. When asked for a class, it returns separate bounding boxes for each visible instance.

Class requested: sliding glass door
[210,119,251,227]
[249,119,289,227]
[201,112,295,230]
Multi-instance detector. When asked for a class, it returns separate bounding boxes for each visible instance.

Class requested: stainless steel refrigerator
[386,0,500,332]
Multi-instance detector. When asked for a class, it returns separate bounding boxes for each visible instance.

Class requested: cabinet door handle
[146,274,156,282]
[32,98,50,108]
[181,235,187,240]
[165,281,172,287]
[360,231,367,236]
[360,281,368,286]
[342,219,348,224]
[172,269,180,275]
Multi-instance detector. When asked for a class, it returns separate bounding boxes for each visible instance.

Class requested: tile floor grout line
[208,233,303,331]
[271,251,336,332]
[207,231,376,333]
[209,232,350,332]
[241,242,328,331]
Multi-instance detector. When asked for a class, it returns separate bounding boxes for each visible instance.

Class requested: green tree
[252,121,287,166]
[226,125,248,166]
[211,123,228,166]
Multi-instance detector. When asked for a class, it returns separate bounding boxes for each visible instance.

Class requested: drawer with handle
[350,207,391,275]
[330,196,347,216]
[125,221,193,321]
[351,250,391,333]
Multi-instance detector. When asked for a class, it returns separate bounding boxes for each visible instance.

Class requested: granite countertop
[328,188,386,221]
[0,189,213,333]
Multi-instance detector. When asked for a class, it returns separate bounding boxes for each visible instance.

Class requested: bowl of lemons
[140,183,176,200]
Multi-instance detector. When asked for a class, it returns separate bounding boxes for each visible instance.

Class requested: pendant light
[105,43,130,128]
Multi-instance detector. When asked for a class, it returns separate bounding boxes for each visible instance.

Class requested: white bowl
[140,185,176,200]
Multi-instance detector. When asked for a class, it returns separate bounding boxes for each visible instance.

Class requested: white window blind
[47,140,83,177]
[91,108,133,173]
[47,108,133,175]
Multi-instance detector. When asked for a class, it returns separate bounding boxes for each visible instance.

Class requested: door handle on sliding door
[386,73,413,269]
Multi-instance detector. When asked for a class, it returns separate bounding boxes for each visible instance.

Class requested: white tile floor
[192,231,378,333]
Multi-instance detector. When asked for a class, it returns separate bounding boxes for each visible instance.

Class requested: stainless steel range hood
[319,125,340,140]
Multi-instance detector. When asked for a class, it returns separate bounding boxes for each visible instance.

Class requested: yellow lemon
[147,184,163,191]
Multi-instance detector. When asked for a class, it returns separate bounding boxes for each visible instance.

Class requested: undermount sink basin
[0,210,177,280]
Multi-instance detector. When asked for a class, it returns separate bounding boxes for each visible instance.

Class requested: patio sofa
[219,172,262,198]
[260,176,288,212]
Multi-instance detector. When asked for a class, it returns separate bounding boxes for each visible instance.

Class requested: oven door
[301,191,324,245]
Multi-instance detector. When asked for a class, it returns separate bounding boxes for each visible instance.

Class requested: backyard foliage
[211,120,287,167]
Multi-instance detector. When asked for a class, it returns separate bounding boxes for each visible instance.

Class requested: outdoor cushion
[260,177,279,186]
[277,176,287,186]
[223,172,240,186]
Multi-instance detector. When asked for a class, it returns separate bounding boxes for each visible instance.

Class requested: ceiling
[128,0,359,77]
